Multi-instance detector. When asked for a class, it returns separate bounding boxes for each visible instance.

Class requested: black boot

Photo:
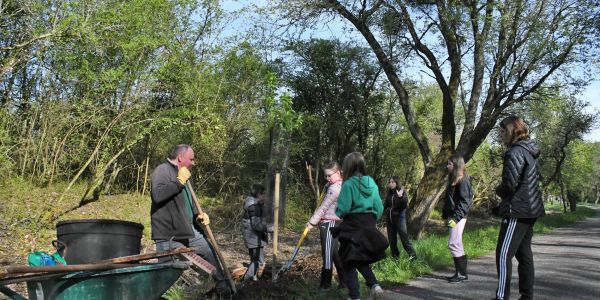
[446,257,460,281]
[448,255,468,283]
[319,268,333,290]
[460,255,468,281]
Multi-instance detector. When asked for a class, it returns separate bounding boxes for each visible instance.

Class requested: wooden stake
[272,172,280,281]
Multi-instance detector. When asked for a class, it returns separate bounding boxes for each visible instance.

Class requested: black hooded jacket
[495,139,545,219]
[442,176,473,222]
[384,188,408,224]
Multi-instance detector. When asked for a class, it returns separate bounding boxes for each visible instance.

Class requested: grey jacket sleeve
[151,165,184,204]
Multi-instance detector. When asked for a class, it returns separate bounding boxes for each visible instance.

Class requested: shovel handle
[186,182,236,293]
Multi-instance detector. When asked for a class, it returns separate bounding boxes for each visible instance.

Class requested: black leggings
[244,247,264,280]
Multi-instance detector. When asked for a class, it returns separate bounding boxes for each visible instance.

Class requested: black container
[56,219,144,264]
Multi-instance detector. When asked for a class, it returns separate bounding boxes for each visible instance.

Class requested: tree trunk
[407,151,450,239]
[559,174,567,213]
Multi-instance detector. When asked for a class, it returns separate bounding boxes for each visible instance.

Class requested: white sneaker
[370,284,384,299]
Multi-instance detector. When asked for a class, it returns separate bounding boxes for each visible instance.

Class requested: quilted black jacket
[495,140,545,218]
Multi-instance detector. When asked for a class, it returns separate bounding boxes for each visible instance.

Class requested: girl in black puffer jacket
[442,154,473,283]
[493,116,545,300]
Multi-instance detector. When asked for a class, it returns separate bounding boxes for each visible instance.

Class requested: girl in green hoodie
[334,152,387,300]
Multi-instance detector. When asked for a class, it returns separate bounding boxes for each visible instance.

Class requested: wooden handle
[7,263,139,274]
[186,181,236,293]
[93,247,193,264]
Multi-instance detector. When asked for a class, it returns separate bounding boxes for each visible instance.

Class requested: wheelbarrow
[0,262,188,300]
[0,247,209,300]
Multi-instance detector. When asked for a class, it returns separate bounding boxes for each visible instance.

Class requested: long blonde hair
[448,154,467,186]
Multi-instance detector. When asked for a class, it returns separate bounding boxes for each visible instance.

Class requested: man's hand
[306,223,314,231]
[447,219,457,228]
[267,224,274,233]
[396,189,404,197]
[197,212,210,226]
[177,166,191,185]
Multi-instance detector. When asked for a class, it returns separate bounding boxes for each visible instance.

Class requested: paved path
[383,209,600,300]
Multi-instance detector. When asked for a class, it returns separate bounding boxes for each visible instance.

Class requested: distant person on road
[150,144,231,297]
[241,183,272,282]
[306,161,345,291]
[442,154,473,283]
[383,176,417,260]
[493,116,545,300]
[332,152,387,300]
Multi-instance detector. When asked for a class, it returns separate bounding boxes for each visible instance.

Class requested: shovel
[273,226,310,281]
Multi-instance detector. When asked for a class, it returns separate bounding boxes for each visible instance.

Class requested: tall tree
[273,0,600,237]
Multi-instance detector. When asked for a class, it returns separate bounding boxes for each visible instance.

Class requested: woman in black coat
[384,176,417,260]
[493,116,545,300]
[442,154,473,283]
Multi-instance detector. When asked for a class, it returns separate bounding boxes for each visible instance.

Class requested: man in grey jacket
[151,144,231,296]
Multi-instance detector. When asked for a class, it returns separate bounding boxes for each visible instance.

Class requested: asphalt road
[382,209,600,300]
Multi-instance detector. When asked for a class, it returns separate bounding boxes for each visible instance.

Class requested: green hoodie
[336,175,383,219]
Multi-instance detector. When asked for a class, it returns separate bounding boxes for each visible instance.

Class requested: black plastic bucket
[56,219,144,264]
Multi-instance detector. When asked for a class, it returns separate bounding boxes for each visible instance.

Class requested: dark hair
[341,152,367,180]
[250,184,266,198]
[323,161,340,172]
[388,176,402,191]
[168,144,191,160]
[500,116,529,146]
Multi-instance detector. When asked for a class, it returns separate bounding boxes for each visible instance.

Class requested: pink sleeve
[309,184,341,225]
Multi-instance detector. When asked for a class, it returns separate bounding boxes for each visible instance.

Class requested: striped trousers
[319,220,342,270]
[495,217,537,300]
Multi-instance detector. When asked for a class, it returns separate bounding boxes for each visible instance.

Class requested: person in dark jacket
[492,116,545,300]
[442,154,473,283]
[333,152,387,300]
[242,184,272,281]
[150,144,231,297]
[384,176,417,260]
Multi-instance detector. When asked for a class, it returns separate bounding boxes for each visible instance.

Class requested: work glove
[177,166,191,185]
[447,219,457,228]
[267,224,274,233]
[197,212,210,226]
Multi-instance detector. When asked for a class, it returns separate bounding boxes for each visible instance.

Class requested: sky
[221,1,600,142]
[580,81,600,142]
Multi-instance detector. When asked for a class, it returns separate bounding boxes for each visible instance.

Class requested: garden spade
[273,226,310,281]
